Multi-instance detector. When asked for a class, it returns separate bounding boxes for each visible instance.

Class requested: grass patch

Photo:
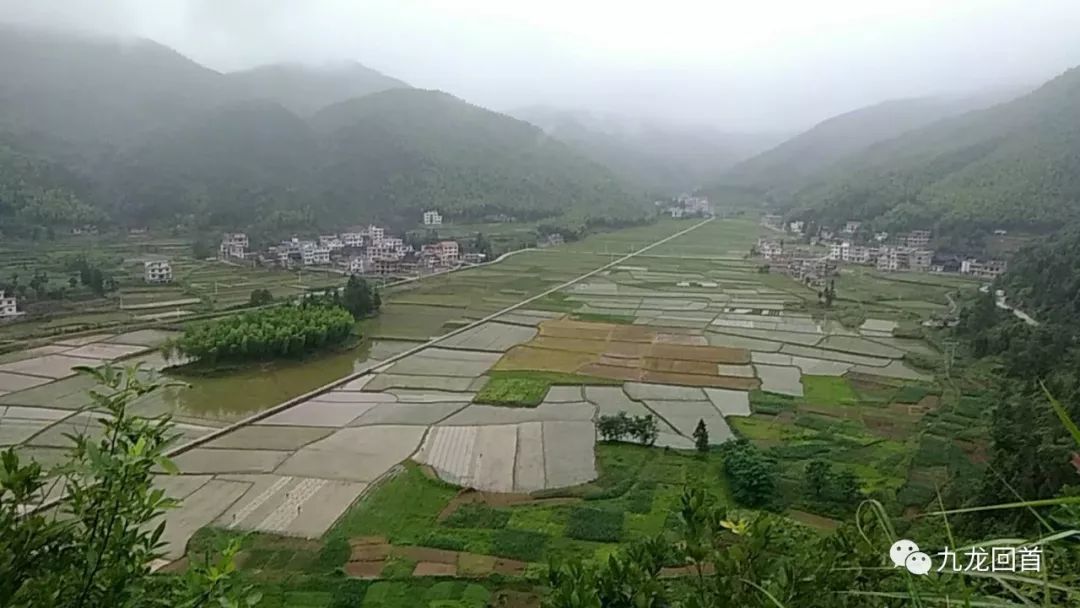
[442,503,511,529]
[473,375,549,407]
[328,463,456,544]
[893,384,937,404]
[802,376,859,405]
[490,529,548,562]
[565,507,625,542]
[474,370,621,407]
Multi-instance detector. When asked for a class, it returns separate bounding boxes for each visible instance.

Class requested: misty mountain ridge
[714,87,1026,196]
[769,67,1080,232]
[0,25,645,235]
[512,105,782,194]
[224,61,410,116]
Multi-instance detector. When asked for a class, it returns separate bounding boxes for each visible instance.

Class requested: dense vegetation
[163,303,355,365]
[761,68,1080,233]
[1,366,254,607]
[595,412,660,446]
[951,231,1080,532]
[0,26,649,237]
[713,94,1007,198]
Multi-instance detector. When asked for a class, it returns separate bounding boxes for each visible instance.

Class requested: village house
[302,245,331,266]
[143,260,173,284]
[961,259,1008,280]
[319,234,344,250]
[463,252,487,264]
[540,233,564,248]
[341,232,363,248]
[756,237,784,260]
[370,252,404,275]
[669,207,685,218]
[423,210,443,226]
[761,214,783,230]
[875,246,933,273]
[788,221,805,235]
[681,196,712,216]
[347,257,366,275]
[219,233,249,260]
[874,231,890,242]
[422,240,460,266]
[902,230,932,248]
[786,255,837,284]
[363,225,385,246]
[0,290,20,320]
[842,220,862,233]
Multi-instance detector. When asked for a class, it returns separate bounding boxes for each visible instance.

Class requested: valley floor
[2,218,987,607]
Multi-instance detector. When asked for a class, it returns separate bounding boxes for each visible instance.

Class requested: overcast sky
[2,0,1079,131]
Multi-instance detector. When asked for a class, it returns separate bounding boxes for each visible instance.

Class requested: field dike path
[32,218,715,560]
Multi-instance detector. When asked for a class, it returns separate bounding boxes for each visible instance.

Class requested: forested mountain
[513,106,778,194]
[102,90,643,229]
[781,68,1080,232]
[0,26,647,235]
[716,95,1012,194]
[0,25,225,156]
[223,62,409,116]
[721,69,1075,233]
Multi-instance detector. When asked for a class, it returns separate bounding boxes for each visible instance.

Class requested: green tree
[719,439,776,508]
[0,365,258,607]
[341,275,373,319]
[248,288,273,306]
[692,419,709,453]
[805,459,831,500]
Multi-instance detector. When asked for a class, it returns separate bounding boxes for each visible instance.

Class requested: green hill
[0,27,648,235]
[783,68,1080,232]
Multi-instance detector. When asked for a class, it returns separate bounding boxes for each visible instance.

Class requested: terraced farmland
[4,218,988,607]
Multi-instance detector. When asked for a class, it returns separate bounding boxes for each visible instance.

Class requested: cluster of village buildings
[138,210,479,286]
[658,195,713,218]
[217,210,485,278]
[757,215,1008,283]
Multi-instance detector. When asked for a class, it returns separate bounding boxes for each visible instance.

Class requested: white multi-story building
[423,210,443,226]
[302,246,331,265]
[757,238,784,260]
[842,221,862,233]
[961,259,1008,280]
[669,207,685,218]
[348,257,367,274]
[219,233,249,260]
[421,240,460,267]
[363,225,385,246]
[143,260,173,284]
[0,290,19,319]
[342,232,363,248]
[319,235,344,250]
[903,230,932,248]
[788,221,805,235]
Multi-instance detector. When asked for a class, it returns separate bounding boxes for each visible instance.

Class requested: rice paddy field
[3,218,992,607]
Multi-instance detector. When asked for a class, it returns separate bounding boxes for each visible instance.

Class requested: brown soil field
[643,357,717,375]
[641,370,758,390]
[413,562,457,577]
[494,346,595,373]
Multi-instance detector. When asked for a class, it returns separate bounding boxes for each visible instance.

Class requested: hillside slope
[0,28,647,233]
[310,90,644,221]
[0,25,225,156]
[224,62,409,116]
[787,68,1080,231]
